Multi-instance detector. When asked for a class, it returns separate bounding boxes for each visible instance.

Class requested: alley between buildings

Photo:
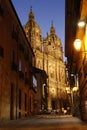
[0,114,87,130]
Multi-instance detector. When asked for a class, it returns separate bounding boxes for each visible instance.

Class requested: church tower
[24,8,67,112]
[24,7,42,53]
[43,22,67,111]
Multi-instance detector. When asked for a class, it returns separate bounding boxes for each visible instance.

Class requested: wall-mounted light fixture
[74,17,87,51]
[74,39,82,51]
[78,20,86,28]
[74,17,87,77]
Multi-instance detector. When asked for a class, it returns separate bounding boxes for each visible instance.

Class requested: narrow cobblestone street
[0,115,87,130]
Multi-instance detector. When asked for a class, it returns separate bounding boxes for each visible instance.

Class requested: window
[52,36,54,41]
[32,75,37,91]
[11,50,18,71]
[25,68,28,83]
[33,75,37,88]
[19,89,21,109]
[25,94,27,111]
[12,24,18,42]
[25,67,27,76]
[0,46,4,57]
[19,59,22,71]
[0,5,4,16]
[11,49,15,62]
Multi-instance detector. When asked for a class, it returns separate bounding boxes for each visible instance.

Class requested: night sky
[11,0,65,53]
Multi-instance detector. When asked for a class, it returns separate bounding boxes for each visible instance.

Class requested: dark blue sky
[11,0,65,52]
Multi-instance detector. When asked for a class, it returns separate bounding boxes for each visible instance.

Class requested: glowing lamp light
[66,87,69,91]
[74,39,81,51]
[66,87,70,94]
[78,20,86,27]
[72,86,78,92]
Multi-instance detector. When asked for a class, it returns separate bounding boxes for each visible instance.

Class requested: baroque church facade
[24,8,67,111]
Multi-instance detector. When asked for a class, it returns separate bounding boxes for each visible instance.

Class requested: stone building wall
[0,1,35,120]
[24,8,67,112]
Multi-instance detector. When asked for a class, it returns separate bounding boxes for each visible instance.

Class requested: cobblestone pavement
[0,115,87,130]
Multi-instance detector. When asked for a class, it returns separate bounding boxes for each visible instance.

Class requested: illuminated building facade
[65,0,87,121]
[24,8,67,112]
